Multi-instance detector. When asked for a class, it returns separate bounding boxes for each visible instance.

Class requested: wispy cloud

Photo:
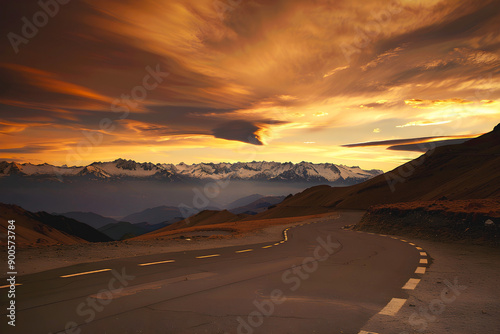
[342,134,482,148]
[396,120,452,128]
[404,98,474,108]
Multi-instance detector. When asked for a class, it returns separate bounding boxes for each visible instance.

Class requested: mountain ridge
[253,123,500,219]
[0,160,383,184]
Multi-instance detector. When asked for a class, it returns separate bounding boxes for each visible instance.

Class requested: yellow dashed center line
[60,269,111,278]
[235,249,253,253]
[415,267,426,274]
[262,245,273,249]
[138,260,175,266]
[419,258,428,264]
[419,252,427,257]
[379,298,407,316]
[416,246,423,250]
[196,254,220,259]
[274,243,280,246]
[402,278,421,290]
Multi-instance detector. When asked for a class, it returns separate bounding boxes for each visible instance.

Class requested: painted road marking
[409,242,415,245]
[420,252,427,256]
[400,239,408,242]
[379,298,406,316]
[359,331,379,334]
[402,278,421,290]
[138,260,175,267]
[236,249,253,253]
[279,241,285,243]
[416,246,423,250]
[274,243,280,245]
[420,258,428,264]
[196,254,220,259]
[60,268,111,278]
[415,267,426,274]
[0,283,21,289]
[262,245,273,249]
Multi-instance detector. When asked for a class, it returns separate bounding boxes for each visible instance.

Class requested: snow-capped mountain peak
[0,159,383,184]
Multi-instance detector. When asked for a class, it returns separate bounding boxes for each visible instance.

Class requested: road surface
[0,211,426,334]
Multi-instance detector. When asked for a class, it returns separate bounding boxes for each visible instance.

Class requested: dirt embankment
[355,199,500,246]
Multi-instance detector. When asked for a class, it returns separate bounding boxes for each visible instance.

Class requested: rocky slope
[254,123,500,219]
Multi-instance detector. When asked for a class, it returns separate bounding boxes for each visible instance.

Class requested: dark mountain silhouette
[254,123,500,219]
[57,211,122,229]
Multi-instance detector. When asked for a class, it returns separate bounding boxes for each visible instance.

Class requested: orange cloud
[404,98,474,108]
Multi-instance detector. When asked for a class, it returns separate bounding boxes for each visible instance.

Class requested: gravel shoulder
[360,236,500,334]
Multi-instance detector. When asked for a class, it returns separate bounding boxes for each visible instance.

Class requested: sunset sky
[1,0,499,171]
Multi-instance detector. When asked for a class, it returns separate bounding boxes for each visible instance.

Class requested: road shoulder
[359,237,500,334]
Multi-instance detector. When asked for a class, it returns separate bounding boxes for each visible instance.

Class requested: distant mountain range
[136,123,500,240]
[56,211,122,229]
[121,206,187,224]
[228,195,285,215]
[51,194,286,241]
[0,203,112,246]
[0,160,382,184]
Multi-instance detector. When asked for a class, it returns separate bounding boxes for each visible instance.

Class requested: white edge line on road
[415,266,426,274]
[196,254,220,259]
[138,260,175,266]
[379,298,407,316]
[60,268,111,278]
[402,278,421,290]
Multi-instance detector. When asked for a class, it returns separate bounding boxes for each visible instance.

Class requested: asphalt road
[0,211,423,334]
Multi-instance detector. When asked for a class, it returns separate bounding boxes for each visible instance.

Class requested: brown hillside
[132,213,331,241]
[254,123,500,219]
[152,209,242,233]
[0,204,87,247]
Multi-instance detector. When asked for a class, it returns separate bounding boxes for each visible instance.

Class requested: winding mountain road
[0,211,427,334]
